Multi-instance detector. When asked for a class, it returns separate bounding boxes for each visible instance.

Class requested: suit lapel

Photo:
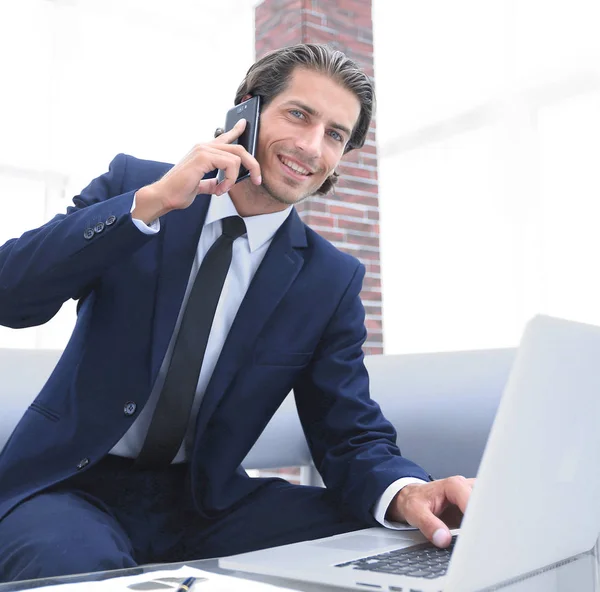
[194,208,307,436]
[150,195,211,381]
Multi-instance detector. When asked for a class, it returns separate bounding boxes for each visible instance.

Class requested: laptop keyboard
[335,535,458,580]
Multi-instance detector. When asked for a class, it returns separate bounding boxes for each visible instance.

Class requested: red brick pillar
[255,0,383,355]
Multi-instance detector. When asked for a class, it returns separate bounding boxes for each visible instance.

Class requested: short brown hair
[235,43,375,195]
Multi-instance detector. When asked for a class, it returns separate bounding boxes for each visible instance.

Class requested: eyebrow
[283,100,353,137]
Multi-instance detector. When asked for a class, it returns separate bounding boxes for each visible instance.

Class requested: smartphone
[216,95,261,185]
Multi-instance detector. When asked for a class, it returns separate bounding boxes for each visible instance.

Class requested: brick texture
[255,0,383,355]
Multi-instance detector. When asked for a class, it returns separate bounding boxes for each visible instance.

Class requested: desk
[0,551,598,592]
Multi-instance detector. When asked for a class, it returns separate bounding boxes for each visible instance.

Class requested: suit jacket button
[84,228,94,240]
[124,402,137,416]
[76,458,89,470]
[94,222,105,234]
[106,215,117,226]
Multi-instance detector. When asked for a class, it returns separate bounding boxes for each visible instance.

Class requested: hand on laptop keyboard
[336,535,459,579]
[386,476,474,548]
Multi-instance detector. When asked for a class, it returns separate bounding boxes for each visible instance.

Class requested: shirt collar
[204,192,293,253]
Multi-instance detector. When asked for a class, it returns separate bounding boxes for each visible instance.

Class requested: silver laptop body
[220,315,600,591]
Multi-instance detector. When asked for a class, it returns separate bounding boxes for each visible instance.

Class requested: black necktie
[136,215,247,468]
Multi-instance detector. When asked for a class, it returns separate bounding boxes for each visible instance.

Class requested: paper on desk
[20,565,296,592]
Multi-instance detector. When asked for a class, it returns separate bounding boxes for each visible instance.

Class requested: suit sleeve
[0,153,156,328]
[293,262,431,525]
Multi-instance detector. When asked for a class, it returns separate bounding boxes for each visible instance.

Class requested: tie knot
[221,216,246,240]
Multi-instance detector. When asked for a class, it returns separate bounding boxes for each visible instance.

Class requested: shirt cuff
[373,477,428,530]
[130,192,160,234]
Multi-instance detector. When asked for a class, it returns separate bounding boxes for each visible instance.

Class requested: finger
[213,155,243,195]
[405,504,452,549]
[214,171,239,196]
[439,503,464,530]
[217,143,262,185]
[161,144,220,184]
[212,118,247,145]
[442,476,472,515]
[190,146,242,195]
[197,177,218,196]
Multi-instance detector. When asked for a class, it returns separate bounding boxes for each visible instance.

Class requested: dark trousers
[0,456,366,582]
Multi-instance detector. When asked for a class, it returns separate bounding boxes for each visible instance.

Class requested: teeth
[280,157,310,175]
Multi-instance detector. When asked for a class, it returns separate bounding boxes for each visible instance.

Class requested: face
[253,67,361,207]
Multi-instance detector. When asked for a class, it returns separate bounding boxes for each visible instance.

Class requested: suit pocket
[29,402,61,423]
[255,350,312,367]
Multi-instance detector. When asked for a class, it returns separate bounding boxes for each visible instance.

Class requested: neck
[228,180,290,218]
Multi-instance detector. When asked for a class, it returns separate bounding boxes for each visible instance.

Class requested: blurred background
[0,0,599,359]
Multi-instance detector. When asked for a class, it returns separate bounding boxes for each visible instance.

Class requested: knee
[0,527,136,582]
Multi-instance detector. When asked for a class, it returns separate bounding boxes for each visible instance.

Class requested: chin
[262,177,314,206]
[272,191,305,207]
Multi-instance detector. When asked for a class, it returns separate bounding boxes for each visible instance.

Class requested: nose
[294,124,323,159]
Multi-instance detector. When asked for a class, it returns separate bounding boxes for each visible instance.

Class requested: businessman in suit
[0,44,473,582]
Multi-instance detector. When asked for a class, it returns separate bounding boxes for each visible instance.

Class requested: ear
[241,93,252,102]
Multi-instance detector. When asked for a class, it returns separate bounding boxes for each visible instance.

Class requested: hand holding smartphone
[216,96,261,185]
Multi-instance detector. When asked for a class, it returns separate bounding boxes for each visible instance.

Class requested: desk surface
[0,552,598,592]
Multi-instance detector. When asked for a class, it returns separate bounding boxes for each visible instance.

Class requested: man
[0,44,473,582]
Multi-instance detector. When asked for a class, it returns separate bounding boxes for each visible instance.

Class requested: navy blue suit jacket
[0,154,429,524]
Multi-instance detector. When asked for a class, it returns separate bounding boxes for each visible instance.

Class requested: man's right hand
[132,119,262,225]
[387,477,474,548]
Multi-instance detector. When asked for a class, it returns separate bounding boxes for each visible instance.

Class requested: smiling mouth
[278,155,313,177]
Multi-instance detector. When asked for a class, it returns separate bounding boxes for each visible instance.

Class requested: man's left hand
[387,476,475,548]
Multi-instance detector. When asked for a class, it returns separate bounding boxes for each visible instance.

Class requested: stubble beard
[259,174,315,207]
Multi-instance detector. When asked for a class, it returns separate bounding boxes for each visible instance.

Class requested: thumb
[197,177,219,196]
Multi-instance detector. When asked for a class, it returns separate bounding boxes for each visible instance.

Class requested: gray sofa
[0,347,516,481]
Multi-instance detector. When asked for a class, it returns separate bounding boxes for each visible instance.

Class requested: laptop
[220,315,600,591]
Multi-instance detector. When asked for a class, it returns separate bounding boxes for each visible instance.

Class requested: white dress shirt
[111,192,425,528]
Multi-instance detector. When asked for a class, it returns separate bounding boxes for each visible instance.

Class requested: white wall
[374,0,600,353]
[0,0,256,348]
[2,0,599,357]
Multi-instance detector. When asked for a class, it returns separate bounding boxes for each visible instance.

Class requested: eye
[289,109,306,119]
[328,130,344,142]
